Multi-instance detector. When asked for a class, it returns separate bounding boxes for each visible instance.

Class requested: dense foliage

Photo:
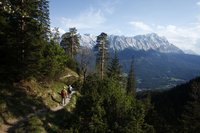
[138,77,200,133]
[61,75,154,133]
[126,58,136,95]
[0,0,68,81]
[107,51,122,82]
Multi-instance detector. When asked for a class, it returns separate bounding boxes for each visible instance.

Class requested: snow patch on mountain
[79,33,184,54]
[79,34,96,48]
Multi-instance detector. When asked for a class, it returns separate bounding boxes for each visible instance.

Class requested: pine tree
[0,0,50,81]
[60,27,80,59]
[180,81,200,132]
[42,43,68,79]
[40,28,68,79]
[126,58,136,95]
[107,51,122,81]
[38,0,50,40]
[95,32,109,80]
[0,1,25,80]
[18,0,50,79]
[0,1,12,80]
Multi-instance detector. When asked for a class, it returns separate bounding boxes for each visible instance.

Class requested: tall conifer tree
[38,0,50,40]
[126,58,136,95]
[0,0,50,81]
[60,27,80,59]
[107,51,122,81]
[95,32,109,80]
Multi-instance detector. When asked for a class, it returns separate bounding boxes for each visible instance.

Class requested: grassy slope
[0,68,80,131]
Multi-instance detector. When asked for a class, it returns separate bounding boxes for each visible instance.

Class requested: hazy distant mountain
[79,33,184,54]
[78,33,200,89]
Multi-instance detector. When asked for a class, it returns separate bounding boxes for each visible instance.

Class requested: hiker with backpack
[61,86,67,106]
[68,85,73,98]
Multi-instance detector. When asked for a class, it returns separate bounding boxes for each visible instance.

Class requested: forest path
[50,97,70,111]
[0,98,70,133]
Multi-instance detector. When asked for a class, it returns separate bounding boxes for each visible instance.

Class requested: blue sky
[49,0,200,53]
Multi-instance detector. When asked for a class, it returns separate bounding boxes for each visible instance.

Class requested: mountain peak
[79,33,184,54]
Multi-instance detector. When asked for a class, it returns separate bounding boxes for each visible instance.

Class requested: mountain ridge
[79,33,184,54]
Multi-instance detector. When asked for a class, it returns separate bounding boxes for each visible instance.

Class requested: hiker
[61,86,67,106]
[68,85,73,98]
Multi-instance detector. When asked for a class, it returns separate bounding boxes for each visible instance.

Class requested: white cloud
[50,27,66,35]
[129,20,200,53]
[156,24,200,53]
[58,28,65,35]
[100,0,120,14]
[61,8,106,30]
[129,21,152,32]
[197,1,200,6]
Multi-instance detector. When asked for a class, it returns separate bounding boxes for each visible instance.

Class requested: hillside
[0,68,80,132]
[138,76,200,133]
[0,72,153,133]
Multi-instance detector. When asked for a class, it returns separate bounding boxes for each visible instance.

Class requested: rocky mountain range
[79,33,184,54]
[78,33,200,90]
